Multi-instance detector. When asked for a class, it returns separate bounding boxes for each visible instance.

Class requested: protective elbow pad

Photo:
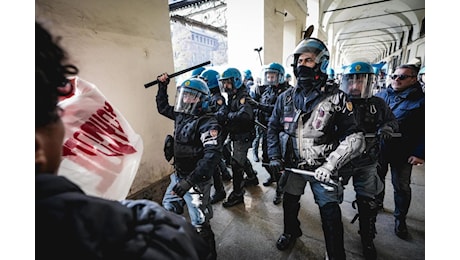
[323,132,365,172]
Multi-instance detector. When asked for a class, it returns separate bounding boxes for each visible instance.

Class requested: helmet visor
[340,74,375,99]
[174,87,204,115]
[262,69,281,86]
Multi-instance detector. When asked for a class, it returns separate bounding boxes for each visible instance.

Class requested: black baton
[144,61,211,88]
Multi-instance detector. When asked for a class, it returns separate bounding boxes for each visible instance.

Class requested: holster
[164,134,174,162]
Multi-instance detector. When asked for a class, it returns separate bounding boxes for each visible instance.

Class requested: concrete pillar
[36,0,175,196]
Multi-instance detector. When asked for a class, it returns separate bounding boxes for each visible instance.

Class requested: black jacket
[156,84,223,184]
[36,174,210,260]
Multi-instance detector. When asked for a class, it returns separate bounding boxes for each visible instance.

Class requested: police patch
[346,101,353,111]
[240,97,246,104]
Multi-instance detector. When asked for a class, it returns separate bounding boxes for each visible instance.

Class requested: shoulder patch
[346,101,353,111]
[240,97,246,104]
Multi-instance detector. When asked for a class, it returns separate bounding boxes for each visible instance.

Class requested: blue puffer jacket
[375,82,425,160]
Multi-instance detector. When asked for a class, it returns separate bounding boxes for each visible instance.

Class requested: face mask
[295,65,315,79]
[295,65,315,88]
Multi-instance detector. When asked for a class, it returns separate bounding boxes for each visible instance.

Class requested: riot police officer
[251,62,289,205]
[339,61,399,259]
[266,38,365,259]
[199,68,233,204]
[218,67,259,208]
[156,75,223,259]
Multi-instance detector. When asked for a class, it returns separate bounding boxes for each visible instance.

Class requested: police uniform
[267,80,364,258]
[156,79,223,259]
[225,85,258,199]
[257,82,289,203]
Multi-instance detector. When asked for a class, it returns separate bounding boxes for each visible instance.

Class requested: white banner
[58,76,143,200]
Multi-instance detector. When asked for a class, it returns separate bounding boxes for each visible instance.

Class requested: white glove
[315,165,333,183]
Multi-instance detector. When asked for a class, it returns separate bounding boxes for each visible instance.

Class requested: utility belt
[295,159,326,172]
[230,130,255,142]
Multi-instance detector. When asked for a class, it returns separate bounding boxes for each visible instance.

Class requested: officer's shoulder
[322,80,340,94]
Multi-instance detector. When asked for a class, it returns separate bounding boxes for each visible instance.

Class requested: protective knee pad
[356,195,379,217]
[355,196,378,240]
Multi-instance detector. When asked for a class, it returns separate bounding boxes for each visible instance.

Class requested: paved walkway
[209,149,425,259]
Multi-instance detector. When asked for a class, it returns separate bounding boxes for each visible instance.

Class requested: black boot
[263,164,274,186]
[395,218,408,239]
[273,192,283,205]
[320,203,346,260]
[244,176,259,186]
[210,190,226,204]
[276,193,302,250]
[355,196,379,260]
[263,177,274,186]
[222,190,245,208]
[197,223,217,260]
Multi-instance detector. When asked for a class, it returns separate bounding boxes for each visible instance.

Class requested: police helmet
[174,78,210,115]
[261,62,285,86]
[219,67,243,90]
[340,61,375,99]
[373,67,379,75]
[199,69,220,90]
[418,66,425,83]
[418,66,425,75]
[327,67,335,79]
[244,69,252,80]
[191,67,206,78]
[290,38,330,74]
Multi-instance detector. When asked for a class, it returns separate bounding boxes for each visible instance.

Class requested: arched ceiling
[319,0,425,65]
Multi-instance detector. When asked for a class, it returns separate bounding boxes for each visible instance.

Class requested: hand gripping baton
[284,167,341,187]
[144,61,211,88]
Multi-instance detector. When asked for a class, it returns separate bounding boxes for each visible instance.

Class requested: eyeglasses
[390,74,416,80]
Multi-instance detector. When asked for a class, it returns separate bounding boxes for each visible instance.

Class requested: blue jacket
[375,82,425,160]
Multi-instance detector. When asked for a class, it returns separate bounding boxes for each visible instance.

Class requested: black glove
[172,179,193,198]
[269,158,284,174]
[247,98,260,108]
[377,125,394,140]
[216,110,228,123]
[227,111,237,120]
[157,73,170,88]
